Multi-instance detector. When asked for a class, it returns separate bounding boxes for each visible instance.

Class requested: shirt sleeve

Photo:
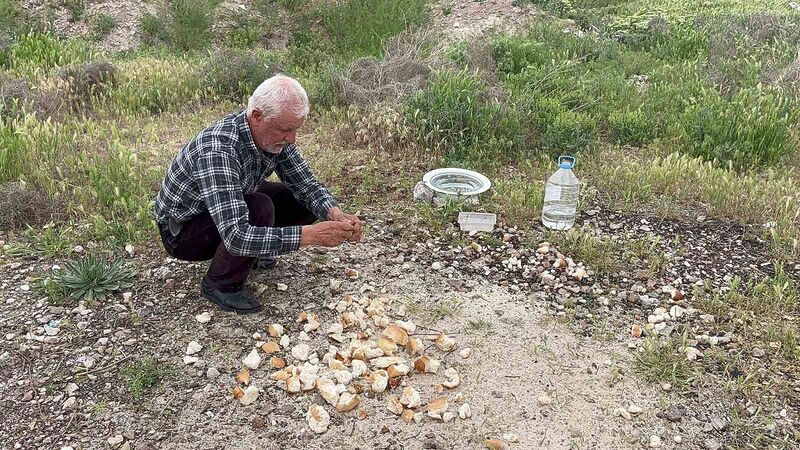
[275,144,339,220]
[193,139,302,257]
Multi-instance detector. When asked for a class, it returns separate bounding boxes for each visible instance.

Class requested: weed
[24,225,76,257]
[89,14,116,42]
[465,319,493,334]
[8,31,96,79]
[140,13,169,47]
[121,357,171,400]
[33,276,69,305]
[61,0,85,23]
[548,226,620,274]
[634,335,695,387]
[204,49,283,101]
[171,0,220,51]
[49,255,136,301]
[608,109,654,146]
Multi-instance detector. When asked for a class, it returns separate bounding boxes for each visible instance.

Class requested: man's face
[250,106,305,154]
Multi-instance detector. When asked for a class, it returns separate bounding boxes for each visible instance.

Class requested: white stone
[276,283,288,291]
[186,341,203,355]
[62,396,78,411]
[243,349,262,370]
[183,356,199,365]
[125,244,135,256]
[65,383,79,396]
[195,312,211,323]
[459,347,472,359]
[239,385,259,405]
[649,435,661,448]
[431,262,443,270]
[537,394,552,406]
[673,436,683,443]
[107,435,124,446]
[206,367,220,379]
[279,335,290,348]
[458,403,472,420]
[291,343,310,361]
[306,404,330,434]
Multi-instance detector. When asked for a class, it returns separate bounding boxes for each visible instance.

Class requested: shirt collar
[235,110,261,156]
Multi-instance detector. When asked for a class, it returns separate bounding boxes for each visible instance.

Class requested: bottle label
[544,186,562,202]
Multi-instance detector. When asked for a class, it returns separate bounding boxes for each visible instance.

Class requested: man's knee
[244,192,275,227]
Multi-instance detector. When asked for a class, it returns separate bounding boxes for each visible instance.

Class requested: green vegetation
[121,357,171,400]
[89,14,116,42]
[48,255,136,301]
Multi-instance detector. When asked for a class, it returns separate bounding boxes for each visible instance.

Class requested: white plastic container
[542,156,580,231]
[458,212,496,232]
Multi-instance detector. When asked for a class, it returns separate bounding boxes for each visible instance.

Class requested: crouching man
[153,75,362,314]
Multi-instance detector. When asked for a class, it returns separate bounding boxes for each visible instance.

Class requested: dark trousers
[159,181,316,291]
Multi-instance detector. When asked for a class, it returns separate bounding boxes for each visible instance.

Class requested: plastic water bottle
[542,155,580,231]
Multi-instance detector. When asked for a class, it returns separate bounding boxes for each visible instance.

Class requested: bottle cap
[558,155,576,169]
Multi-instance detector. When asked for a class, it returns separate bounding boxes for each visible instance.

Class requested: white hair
[246,75,310,119]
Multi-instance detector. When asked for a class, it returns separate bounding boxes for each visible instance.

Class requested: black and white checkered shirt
[153,110,338,257]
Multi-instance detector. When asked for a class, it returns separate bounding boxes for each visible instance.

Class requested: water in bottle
[542,155,580,231]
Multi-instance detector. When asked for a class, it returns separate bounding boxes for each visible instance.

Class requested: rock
[65,383,79,396]
[628,405,643,415]
[431,262,443,270]
[710,417,728,431]
[699,314,715,323]
[243,349,262,370]
[400,386,421,408]
[406,337,423,355]
[631,324,642,338]
[372,356,405,369]
[383,325,409,345]
[614,408,632,420]
[195,312,211,323]
[752,347,766,358]
[537,394,552,406]
[370,370,389,393]
[276,282,288,291]
[435,333,456,351]
[459,348,472,359]
[426,397,448,418]
[685,347,702,361]
[442,367,460,389]
[306,404,330,434]
[262,341,280,354]
[486,438,507,450]
[186,341,203,355]
[336,392,360,412]
[315,378,340,406]
[236,369,251,385]
[239,385,259,405]
[206,367,220,379]
[183,356,199,365]
[656,405,683,423]
[673,436,683,444]
[279,335,290,348]
[62,396,78,411]
[704,439,721,450]
[387,395,404,415]
[291,343,310,361]
[458,403,472,419]
[395,320,416,334]
[414,356,440,374]
[107,435,124,447]
[649,435,661,448]
[268,324,284,337]
[661,383,672,391]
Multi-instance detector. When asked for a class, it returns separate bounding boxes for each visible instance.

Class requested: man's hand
[327,207,364,242]
[300,221,356,247]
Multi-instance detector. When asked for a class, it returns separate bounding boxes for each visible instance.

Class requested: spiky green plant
[50,255,136,301]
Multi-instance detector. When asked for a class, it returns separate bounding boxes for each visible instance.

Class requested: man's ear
[250,109,263,123]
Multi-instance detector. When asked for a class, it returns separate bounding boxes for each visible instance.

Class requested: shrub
[8,32,96,78]
[89,14,116,41]
[49,255,136,301]
[204,49,283,101]
[170,0,220,51]
[0,72,31,119]
[61,0,85,23]
[140,13,169,47]
[58,60,116,106]
[406,70,522,164]
[0,182,63,230]
[679,88,795,168]
[321,0,428,59]
[224,13,263,49]
[608,109,655,146]
[541,109,597,154]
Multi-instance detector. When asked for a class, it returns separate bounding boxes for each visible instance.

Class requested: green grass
[121,357,171,400]
[634,335,696,387]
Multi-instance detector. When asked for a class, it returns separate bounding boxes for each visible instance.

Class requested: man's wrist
[300,225,316,246]
[327,207,344,221]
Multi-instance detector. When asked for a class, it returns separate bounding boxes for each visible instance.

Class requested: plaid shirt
[153,110,338,257]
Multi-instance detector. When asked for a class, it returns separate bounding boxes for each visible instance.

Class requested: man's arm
[194,144,302,257]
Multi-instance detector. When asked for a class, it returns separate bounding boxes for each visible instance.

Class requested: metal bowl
[422,168,492,196]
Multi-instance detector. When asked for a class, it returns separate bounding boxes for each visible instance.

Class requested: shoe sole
[201,291,262,315]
